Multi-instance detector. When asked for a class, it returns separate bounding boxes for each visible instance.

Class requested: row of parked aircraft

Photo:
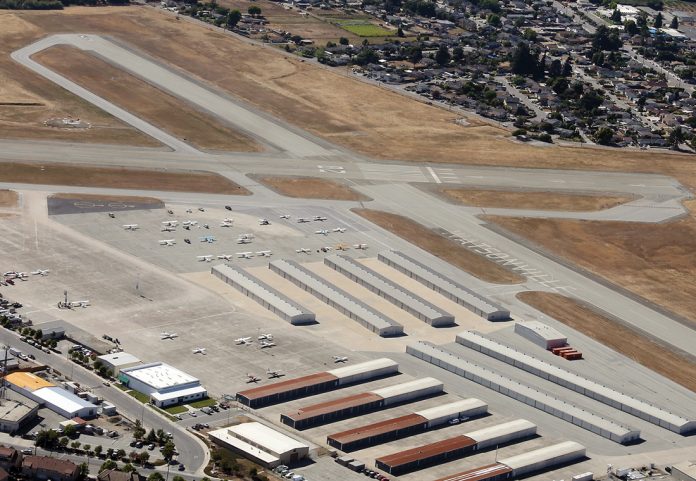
[196,250,272,262]
[315,227,347,235]
[245,369,284,383]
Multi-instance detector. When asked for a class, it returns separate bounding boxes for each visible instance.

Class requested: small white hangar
[209,422,309,468]
[119,363,207,407]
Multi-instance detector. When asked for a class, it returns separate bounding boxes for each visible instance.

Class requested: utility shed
[376,436,476,475]
[208,422,309,468]
[415,398,488,428]
[499,441,586,477]
[514,321,567,349]
[327,413,427,451]
[456,330,696,435]
[465,419,537,449]
[378,250,509,321]
[407,341,641,444]
[212,264,315,325]
[327,398,487,452]
[236,358,398,408]
[281,377,442,430]
[324,254,454,326]
[97,352,141,376]
[269,259,403,336]
[433,463,512,481]
[327,358,399,386]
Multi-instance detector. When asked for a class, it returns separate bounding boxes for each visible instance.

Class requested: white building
[209,422,309,468]
[5,372,97,419]
[119,362,207,407]
[97,352,142,376]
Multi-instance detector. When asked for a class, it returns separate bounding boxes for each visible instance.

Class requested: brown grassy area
[0,162,250,194]
[488,208,696,325]
[517,291,696,393]
[33,45,260,152]
[353,208,524,284]
[50,192,162,204]
[6,8,696,189]
[440,188,632,212]
[0,190,18,207]
[255,175,369,201]
[0,12,158,146]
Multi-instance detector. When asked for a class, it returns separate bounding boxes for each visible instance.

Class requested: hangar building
[119,363,207,407]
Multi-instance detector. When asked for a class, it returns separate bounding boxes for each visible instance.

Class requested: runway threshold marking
[426,166,442,184]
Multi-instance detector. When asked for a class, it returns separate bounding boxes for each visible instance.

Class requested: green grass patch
[188,398,217,408]
[331,19,394,37]
[126,390,150,404]
[164,405,188,415]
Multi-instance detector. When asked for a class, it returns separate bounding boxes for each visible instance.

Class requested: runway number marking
[447,231,574,293]
[317,165,345,174]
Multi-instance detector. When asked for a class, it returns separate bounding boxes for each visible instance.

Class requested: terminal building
[208,422,309,468]
[119,362,207,407]
[5,372,97,419]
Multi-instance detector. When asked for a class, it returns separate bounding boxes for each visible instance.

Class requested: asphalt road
[0,329,209,476]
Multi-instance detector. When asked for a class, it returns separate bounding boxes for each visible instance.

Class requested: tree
[59,437,69,449]
[523,28,537,42]
[435,44,450,66]
[654,12,663,29]
[409,46,423,64]
[592,25,622,51]
[610,8,621,23]
[172,477,186,481]
[339,37,349,45]
[594,127,614,145]
[36,429,59,449]
[397,26,404,37]
[71,441,81,451]
[669,126,685,149]
[64,424,77,439]
[139,451,150,465]
[248,5,261,15]
[145,429,156,444]
[452,46,463,62]
[116,449,126,460]
[83,444,92,455]
[622,19,637,36]
[511,42,538,76]
[226,9,241,28]
[487,13,501,27]
[147,473,164,481]
[33,329,42,340]
[99,460,118,473]
[94,445,103,457]
[562,58,572,77]
[162,441,176,461]
[548,58,561,78]
[670,16,679,29]
[79,463,89,480]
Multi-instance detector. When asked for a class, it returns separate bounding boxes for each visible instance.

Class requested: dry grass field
[0,190,18,207]
[50,192,162,204]
[353,208,524,284]
[518,291,696,393]
[489,204,696,325]
[440,188,632,211]
[3,7,696,189]
[33,45,261,152]
[0,162,250,194]
[0,12,158,146]
[255,175,369,201]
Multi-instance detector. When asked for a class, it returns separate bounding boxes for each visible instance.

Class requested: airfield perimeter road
[6,33,696,357]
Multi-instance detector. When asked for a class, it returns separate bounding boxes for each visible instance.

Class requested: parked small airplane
[31,269,50,276]
[297,217,310,223]
[313,216,327,221]
[159,239,176,246]
[333,356,348,363]
[217,254,234,260]
[332,227,347,233]
[197,255,214,262]
[199,236,216,243]
[123,224,139,231]
[353,243,369,250]
[235,337,252,345]
[236,238,252,245]
[192,347,207,355]
[335,244,350,251]
[245,373,261,383]
[162,221,178,227]
[236,252,254,259]
[182,220,198,226]
[260,340,276,348]
[198,207,205,212]
[161,332,179,340]
[256,250,273,257]
[296,248,311,254]
[258,333,273,341]
[315,230,329,236]
[279,215,290,219]
[161,227,176,232]
[69,300,90,308]
[220,219,234,228]
[184,238,191,244]
[267,369,284,379]
[259,218,270,225]
[108,212,115,218]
